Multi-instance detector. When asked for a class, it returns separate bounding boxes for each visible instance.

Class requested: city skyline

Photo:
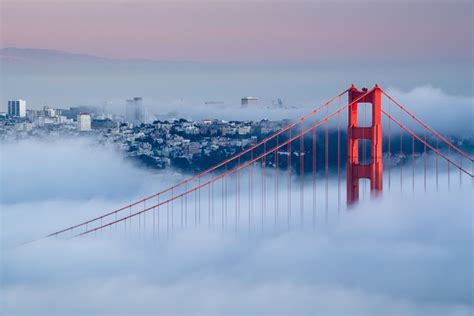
[1,1,472,315]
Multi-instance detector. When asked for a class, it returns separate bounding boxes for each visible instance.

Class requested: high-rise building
[77,113,91,132]
[125,97,146,126]
[241,97,258,108]
[8,99,26,117]
[43,106,56,118]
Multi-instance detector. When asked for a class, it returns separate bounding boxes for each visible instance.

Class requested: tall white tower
[125,97,146,126]
[8,99,26,117]
[77,113,91,132]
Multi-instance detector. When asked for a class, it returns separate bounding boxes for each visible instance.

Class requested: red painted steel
[73,98,360,238]
[34,84,474,243]
[46,90,348,237]
[347,85,383,204]
[382,90,474,162]
[381,109,472,176]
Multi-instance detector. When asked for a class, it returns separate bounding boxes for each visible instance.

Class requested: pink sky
[1,0,472,62]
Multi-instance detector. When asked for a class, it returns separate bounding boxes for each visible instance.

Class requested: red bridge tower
[347,84,383,204]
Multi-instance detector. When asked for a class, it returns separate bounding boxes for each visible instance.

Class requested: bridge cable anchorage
[71,90,373,239]
[43,90,349,239]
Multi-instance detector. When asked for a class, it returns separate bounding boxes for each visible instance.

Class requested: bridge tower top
[347,85,383,204]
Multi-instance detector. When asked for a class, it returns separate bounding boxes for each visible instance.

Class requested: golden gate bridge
[43,85,473,240]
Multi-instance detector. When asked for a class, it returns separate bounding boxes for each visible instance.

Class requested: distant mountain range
[1,47,110,62]
[2,47,472,129]
[0,47,323,111]
[0,47,239,80]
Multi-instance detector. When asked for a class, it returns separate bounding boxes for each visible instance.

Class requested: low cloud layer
[1,136,472,315]
[2,192,472,315]
[384,86,473,136]
[147,85,473,142]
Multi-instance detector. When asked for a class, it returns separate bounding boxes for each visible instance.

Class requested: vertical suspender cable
[412,134,415,192]
[208,181,211,228]
[171,187,174,232]
[400,108,403,192]
[225,163,228,230]
[388,100,391,190]
[198,177,201,226]
[436,139,439,190]
[249,150,253,235]
[194,180,197,228]
[363,103,367,195]
[235,161,238,235]
[325,108,329,222]
[312,126,317,228]
[237,156,240,223]
[300,129,304,227]
[167,197,170,239]
[424,133,427,192]
[337,111,341,213]
[288,129,292,230]
[447,146,451,190]
[262,142,266,233]
[222,170,225,231]
[275,136,279,231]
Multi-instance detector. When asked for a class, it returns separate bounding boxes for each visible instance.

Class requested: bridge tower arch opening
[347,84,383,204]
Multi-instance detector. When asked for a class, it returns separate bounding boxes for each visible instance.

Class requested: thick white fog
[135,85,473,129]
[1,137,472,315]
[383,86,473,136]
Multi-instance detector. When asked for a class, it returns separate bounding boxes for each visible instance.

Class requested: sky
[0,0,473,114]
[1,0,473,63]
[0,2,473,315]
